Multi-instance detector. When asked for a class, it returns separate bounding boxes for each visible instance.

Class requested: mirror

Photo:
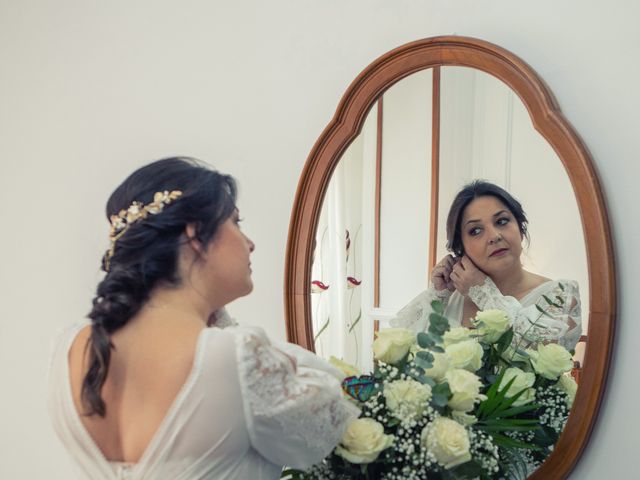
[310,66,589,374]
[285,37,614,479]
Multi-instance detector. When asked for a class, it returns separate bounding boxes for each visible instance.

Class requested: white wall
[0,1,637,478]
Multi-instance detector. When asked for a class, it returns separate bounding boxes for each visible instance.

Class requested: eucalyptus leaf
[417,332,434,348]
[416,350,435,362]
[417,375,437,386]
[433,382,452,398]
[431,300,445,314]
[414,356,434,370]
[432,393,449,407]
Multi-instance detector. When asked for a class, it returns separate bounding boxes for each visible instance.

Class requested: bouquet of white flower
[282,301,577,480]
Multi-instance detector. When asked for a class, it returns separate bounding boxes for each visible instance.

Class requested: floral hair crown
[104,190,183,271]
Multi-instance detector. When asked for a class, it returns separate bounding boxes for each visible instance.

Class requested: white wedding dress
[390,277,582,351]
[48,313,359,480]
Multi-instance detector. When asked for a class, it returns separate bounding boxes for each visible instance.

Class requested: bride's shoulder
[527,272,553,286]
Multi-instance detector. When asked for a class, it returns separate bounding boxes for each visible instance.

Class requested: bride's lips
[489,248,509,257]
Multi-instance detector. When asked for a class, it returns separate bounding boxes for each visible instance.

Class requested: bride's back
[68,314,204,463]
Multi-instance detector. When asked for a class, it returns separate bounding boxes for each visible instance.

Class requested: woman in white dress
[48,157,359,480]
[391,180,582,351]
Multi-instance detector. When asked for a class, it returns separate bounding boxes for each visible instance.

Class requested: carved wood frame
[284,36,615,479]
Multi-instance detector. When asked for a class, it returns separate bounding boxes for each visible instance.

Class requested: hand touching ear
[450,256,486,295]
[431,255,457,292]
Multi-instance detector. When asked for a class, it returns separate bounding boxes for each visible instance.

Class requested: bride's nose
[488,233,502,244]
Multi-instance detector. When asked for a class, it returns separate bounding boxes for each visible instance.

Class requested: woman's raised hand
[431,255,457,292]
[450,256,486,295]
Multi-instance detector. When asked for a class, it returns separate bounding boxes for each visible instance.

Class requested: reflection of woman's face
[460,196,522,276]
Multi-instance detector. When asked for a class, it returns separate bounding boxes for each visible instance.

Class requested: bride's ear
[185,223,205,257]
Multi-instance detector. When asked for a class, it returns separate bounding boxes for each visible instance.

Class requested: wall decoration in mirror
[285,37,614,479]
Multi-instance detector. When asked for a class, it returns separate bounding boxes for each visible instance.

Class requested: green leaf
[499,448,530,480]
[417,332,434,349]
[313,316,330,341]
[417,375,436,386]
[387,417,400,427]
[416,350,434,362]
[450,460,484,479]
[477,370,506,417]
[479,424,539,432]
[431,300,445,314]
[496,328,514,355]
[414,356,433,370]
[430,345,445,353]
[542,294,562,308]
[534,304,553,319]
[498,403,541,417]
[348,310,362,333]
[488,386,530,418]
[280,468,308,480]
[432,393,449,407]
[433,382,452,399]
[533,425,559,447]
[490,433,543,450]
[482,418,540,426]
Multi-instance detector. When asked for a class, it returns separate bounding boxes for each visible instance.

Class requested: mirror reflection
[310,66,588,374]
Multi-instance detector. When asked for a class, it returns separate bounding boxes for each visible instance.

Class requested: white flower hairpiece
[104,190,183,271]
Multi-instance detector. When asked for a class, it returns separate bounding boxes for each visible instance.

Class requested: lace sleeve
[468,277,582,350]
[389,286,453,333]
[234,327,360,469]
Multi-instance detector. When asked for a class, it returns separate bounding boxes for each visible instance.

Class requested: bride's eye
[496,217,510,226]
[468,227,482,236]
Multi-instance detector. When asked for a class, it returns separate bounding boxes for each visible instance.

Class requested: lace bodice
[48,314,359,480]
[390,278,582,351]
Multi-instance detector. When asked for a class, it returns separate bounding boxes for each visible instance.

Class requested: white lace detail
[209,308,238,328]
[468,277,582,350]
[236,328,359,456]
[390,287,453,333]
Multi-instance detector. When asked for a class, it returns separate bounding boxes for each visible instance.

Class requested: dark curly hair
[83,157,237,417]
[445,180,529,257]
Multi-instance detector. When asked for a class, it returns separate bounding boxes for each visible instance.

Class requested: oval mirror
[285,37,615,479]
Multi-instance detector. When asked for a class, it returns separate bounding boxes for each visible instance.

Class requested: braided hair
[83,157,237,416]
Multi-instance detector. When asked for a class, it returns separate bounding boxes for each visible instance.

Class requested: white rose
[329,356,361,378]
[424,351,450,382]
[474,309,511,343]
[443,327,473,347]
[502,367,536,406]
[555,374,578,407]
[335,418,394,464]
[373,328,415,365]
[451,411,478,426]
[446,369,485,412]
[445,339,484,372]
[528,343,574,380]
[421,417,472,469]
[384,379,432,420]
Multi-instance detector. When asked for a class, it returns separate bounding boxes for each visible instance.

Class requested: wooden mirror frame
[284,36,615,479]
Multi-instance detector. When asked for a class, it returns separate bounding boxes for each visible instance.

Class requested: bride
[391,180,582,351]
[47,157,359,479]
